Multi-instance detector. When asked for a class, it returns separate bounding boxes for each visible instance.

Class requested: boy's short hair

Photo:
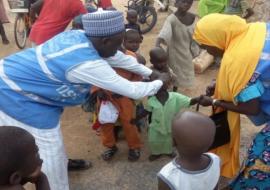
[0,126,35,184]
[149,47,168,62]
[127,9,138,17]
[124,29,140,39]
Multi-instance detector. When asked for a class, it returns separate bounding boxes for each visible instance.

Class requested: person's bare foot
[148,154,162,161]
[2,38,9,45]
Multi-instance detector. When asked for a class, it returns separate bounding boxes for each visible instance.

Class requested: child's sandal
[128,149,140,161]
[68,159,92,171]
[102,146,118,161]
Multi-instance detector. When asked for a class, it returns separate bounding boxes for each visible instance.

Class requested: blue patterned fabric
[82,10,125,37]
[230,124,270,190]
[230,23,270,189]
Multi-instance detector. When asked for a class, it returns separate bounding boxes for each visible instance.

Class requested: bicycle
[127,0,158,34]
[8,0,33,49]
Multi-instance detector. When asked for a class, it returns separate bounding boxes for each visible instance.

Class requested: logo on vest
[56,85,78,101]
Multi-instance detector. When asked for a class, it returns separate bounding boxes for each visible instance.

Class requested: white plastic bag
[98,101,119,124]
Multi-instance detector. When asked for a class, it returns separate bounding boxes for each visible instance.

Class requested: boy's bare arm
[34,172,50,190]
[0,185,25,190]
[30,0,44,19]
[130,109,150,125]
[158,177,171,190]
[155,38,167,47]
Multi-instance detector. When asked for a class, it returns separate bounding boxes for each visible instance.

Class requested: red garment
[98,0,112,9]
[29,0,87,45]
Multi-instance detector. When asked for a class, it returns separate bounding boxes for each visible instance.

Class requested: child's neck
[175,154,211,172]
[175,11,194,26]
[156,90,169,105]
[175,10,187,17]
[128,22,136,25]
[159,67,169,73]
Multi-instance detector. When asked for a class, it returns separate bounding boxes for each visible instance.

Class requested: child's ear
[9,172,22,185]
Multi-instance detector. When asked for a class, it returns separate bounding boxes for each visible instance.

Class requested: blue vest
[0,30,100,129]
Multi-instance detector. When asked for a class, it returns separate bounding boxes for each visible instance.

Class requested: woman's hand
[206,80,216,96]
[198,95,213,107]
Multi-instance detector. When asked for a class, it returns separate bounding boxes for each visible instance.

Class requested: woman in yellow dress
[194,14,270,188]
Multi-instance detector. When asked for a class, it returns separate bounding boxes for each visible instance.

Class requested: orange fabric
[98,50,142,149]
[100,97,141,149]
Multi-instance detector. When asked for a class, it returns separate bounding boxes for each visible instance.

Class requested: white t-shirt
[158,153,220,190]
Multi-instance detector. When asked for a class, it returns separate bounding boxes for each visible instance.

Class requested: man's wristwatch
[212,99,219,106]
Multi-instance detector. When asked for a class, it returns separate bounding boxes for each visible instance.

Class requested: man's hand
[206,80,216,96]
[150,70,171,85]
[34,172,50,190]
[111,93,123,99]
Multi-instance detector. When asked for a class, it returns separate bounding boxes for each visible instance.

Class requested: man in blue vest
[0,10,169,190]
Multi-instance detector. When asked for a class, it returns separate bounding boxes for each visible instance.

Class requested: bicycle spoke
[145,15,152,19]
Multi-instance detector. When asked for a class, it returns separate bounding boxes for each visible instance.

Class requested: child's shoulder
[205,153,221,164]
[158,159,175,175]
[169,92,189,99]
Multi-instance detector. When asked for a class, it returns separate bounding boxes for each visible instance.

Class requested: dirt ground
[0,0,263,190]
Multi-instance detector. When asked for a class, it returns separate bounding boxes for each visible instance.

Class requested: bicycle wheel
[14,14,28,49]
[138,6,157,34]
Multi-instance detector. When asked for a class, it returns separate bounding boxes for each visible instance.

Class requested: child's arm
[241,0,254,19]
[190,96,200,106]
[155,38,167,47]
[158,177,171,190]
[30,0,44,21]
[34,172,50,190]
[130,109,150,125]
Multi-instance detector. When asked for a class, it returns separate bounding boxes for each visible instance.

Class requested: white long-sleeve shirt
[0,51,163,129]
[68,51,163,99]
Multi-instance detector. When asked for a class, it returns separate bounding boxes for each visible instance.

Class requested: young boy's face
[127,14,138,25]
[123,33,141,52]
[150,56,168,71]
[21,144,43,184]
[175,0,193,12]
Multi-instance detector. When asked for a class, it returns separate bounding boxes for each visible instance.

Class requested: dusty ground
[0,0,262,190]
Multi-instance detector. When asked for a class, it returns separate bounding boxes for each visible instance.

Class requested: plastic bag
[98,101,119,124]
[193,50,214,74]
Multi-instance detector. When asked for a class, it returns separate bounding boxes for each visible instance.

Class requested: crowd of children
[81,1,222,189]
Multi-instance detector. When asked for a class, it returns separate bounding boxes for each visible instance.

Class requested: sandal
[148,154,162,161]
[128,149,140,162]
[102,146,118,161]
[68,159,92,171]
